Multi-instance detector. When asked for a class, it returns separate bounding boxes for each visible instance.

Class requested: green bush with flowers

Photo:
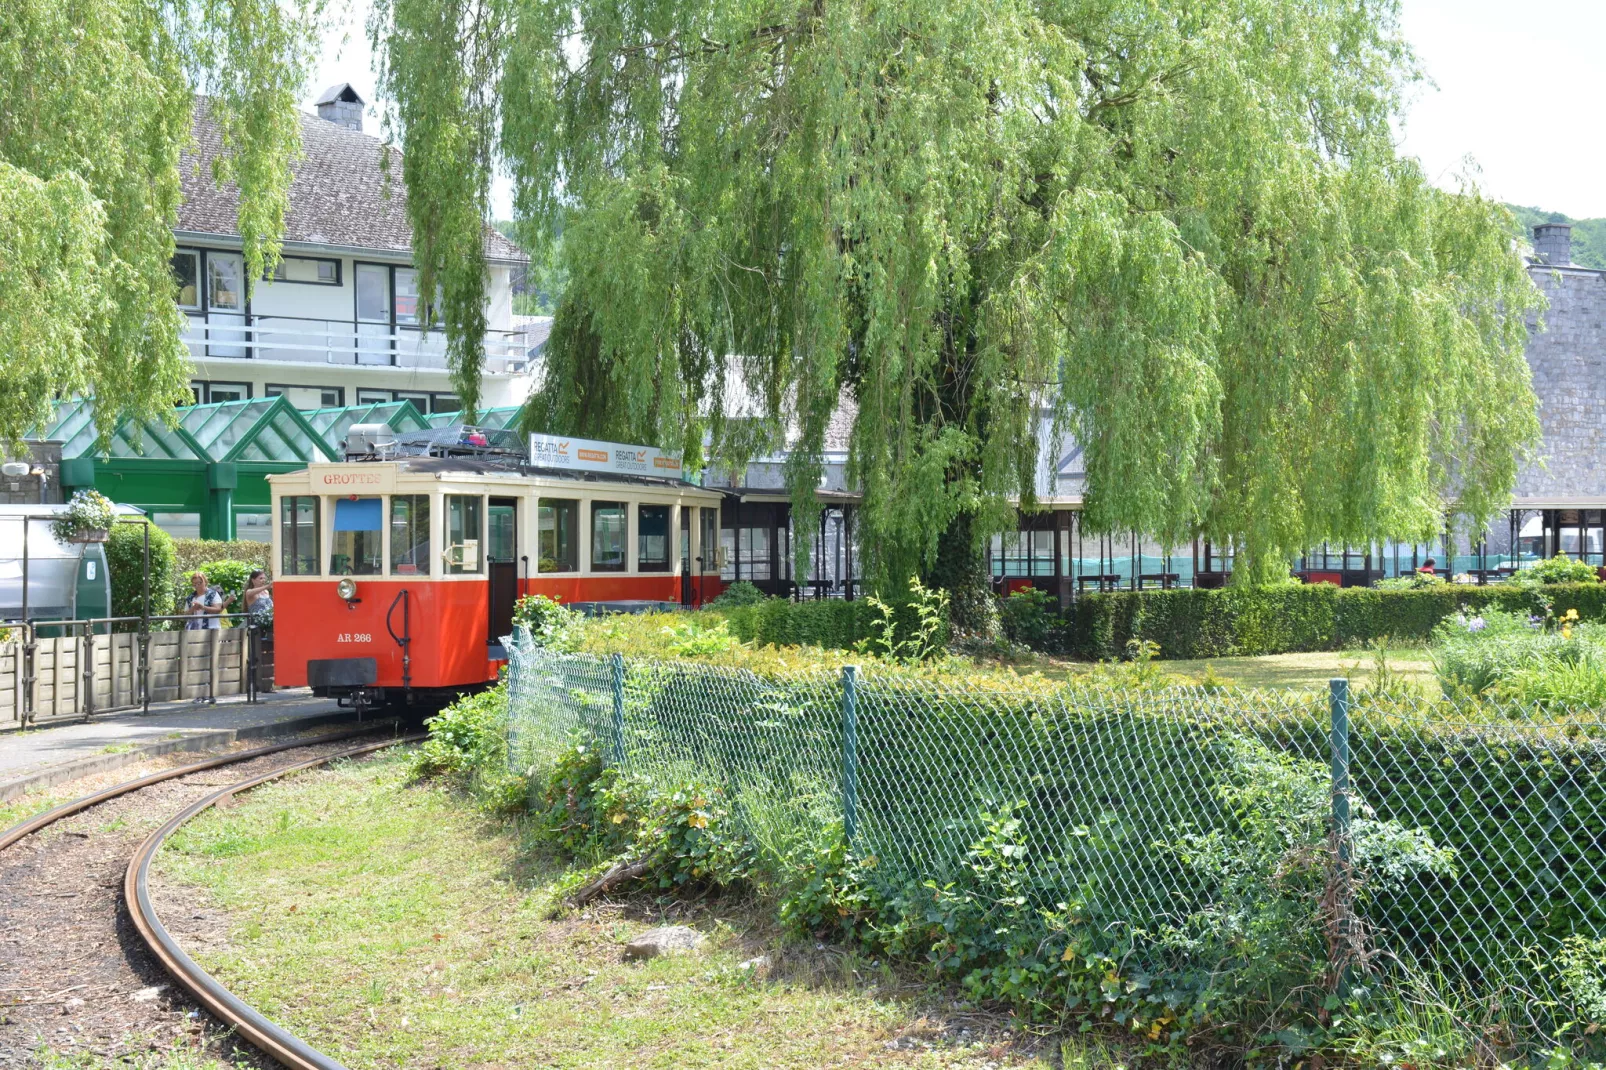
[51,489,116,543]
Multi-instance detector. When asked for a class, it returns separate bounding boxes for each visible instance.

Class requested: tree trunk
[924,509,1000,640]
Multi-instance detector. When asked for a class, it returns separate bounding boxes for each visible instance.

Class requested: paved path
[0,690,361,800]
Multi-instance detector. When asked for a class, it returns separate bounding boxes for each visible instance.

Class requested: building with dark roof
[176,85,536,415]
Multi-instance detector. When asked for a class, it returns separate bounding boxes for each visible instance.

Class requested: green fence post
[841,664,859,845]
[1329,677,1351,862]
[610,652,626,766]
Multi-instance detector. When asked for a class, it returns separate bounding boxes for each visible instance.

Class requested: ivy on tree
[372,0,1544,621]
[0,0,321,452]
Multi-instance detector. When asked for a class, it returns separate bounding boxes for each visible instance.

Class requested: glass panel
[431,394,461,414]
[321,388,343,407]
[172,251,200,309]
[699,508,717,573]
[207,383,249,404]
[538,499,578,572]
[591,501,627,571]
[271,256,339,284]
[278,497,319,576]
[235,512,272,544]
[356,390,391,404]
[488,501,517,563]
[390,495,431,575]
[154,512,201,541]
[356,264,390,322]
[740,527,771,580]
[207,253,243,311]
[330,497,383,575]
[720,527,735,580]
[446,495,483,574]
[395,267,422,325]
[638,504,670,571]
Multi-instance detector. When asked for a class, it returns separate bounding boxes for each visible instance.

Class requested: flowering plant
[51,489,116,543]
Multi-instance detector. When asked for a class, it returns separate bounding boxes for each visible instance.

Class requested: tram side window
[538,498,578,572]
[638,504,670,571]
[390,495,430,575]
[331,497,383,575]
[591,501,627,572]
[445,495,483,573]
[279,497,320,575]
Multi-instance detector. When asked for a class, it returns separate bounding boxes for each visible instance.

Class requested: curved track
[0,726,421,1068]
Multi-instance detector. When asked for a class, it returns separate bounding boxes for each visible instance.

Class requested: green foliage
[374,0,1543,598]
[856,579,950,662]
[1431,608,1606,708]
[50,489,115,542]
[1525,555,1603,585]
[709,581,764,608]
[0,0,320,449]
[1059,582,1606,661]
[409,685,527,812]
[105,522,176,619]
[512,593,581,649]
[171,539,271,578]
[1374,571,1447,590]
[998,587,1057,650]
[185,559,256,612]
[1508,204,1606,270]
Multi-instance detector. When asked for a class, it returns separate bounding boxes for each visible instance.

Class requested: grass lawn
[154,752,1060,1070]
[1040,647,1437,694]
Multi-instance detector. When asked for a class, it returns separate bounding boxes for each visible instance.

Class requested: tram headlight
[336,578,358,601]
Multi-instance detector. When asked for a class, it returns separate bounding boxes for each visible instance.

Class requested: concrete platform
[0,690,366,802]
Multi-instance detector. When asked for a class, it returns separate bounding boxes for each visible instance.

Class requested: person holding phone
[182,571,234,630]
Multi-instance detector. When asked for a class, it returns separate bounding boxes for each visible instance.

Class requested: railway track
[0,726,423,1069]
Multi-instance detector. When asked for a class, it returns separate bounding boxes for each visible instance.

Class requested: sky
[304,0,1606,221]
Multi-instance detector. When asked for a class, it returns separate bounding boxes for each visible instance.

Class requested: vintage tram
[268,428,726,707]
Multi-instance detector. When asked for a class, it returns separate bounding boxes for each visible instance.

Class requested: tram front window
[331,497,383,575]
[390,495,430,575]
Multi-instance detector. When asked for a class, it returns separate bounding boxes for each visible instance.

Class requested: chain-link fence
[505,634,1606,1026]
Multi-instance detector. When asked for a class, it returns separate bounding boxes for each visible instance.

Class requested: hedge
[106,523,177,618]
[1065,582,1606,660]
[172,538,271,578]
[715,582,1606,660]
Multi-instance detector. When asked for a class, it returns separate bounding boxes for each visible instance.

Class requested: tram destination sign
[528,433,683,477]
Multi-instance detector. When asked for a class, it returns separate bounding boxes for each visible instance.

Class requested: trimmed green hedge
[1066,582,1606,660]
[716,583,1606,660]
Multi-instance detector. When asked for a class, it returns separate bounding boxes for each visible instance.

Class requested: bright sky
[304,0,1606,221]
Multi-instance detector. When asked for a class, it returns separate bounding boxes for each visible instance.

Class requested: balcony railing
[180,313,533,373]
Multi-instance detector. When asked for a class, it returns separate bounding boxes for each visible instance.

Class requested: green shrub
[998,586,1057,649]
[512,593,581,648]
[1431,608,1606,707]
[710,580,765,607]
[1524,555,1603,585]
[409,685,527,811]
[1060,583,1606,661]
[179,559,257,617]
[106,522,176,619]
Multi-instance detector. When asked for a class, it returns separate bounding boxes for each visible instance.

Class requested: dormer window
[268,255,341,285]
[172,250,200,309]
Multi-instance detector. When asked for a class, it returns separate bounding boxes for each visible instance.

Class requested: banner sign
[529,434,684,477]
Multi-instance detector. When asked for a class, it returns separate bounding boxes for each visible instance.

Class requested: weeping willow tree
[0,0,321,449]
[372,0,1542,620]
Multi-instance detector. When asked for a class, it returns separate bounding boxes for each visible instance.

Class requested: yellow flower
[687,812,709,829]
[1563,624,1574,640]
[1565,608,1580,621]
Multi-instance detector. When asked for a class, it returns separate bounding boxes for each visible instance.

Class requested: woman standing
[242,569,275,692]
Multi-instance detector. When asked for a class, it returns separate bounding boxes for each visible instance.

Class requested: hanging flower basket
[52,489,117,545]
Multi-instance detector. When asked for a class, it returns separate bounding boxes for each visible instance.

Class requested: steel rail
[125,733,426,1070]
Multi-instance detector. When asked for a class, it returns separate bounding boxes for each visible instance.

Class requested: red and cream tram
[268,430,727,706]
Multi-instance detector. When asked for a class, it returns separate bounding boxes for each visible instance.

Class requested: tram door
[680,507,693,606]
[487,497,519,648]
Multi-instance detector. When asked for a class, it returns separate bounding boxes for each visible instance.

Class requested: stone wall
[0,442,62,506]
[1515,265,1606,503]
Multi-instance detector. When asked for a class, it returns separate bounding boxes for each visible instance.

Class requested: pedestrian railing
[0,615,272,729]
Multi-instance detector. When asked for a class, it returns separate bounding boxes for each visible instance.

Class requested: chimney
[314,82,366,132]
[1533,222,1573,266]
